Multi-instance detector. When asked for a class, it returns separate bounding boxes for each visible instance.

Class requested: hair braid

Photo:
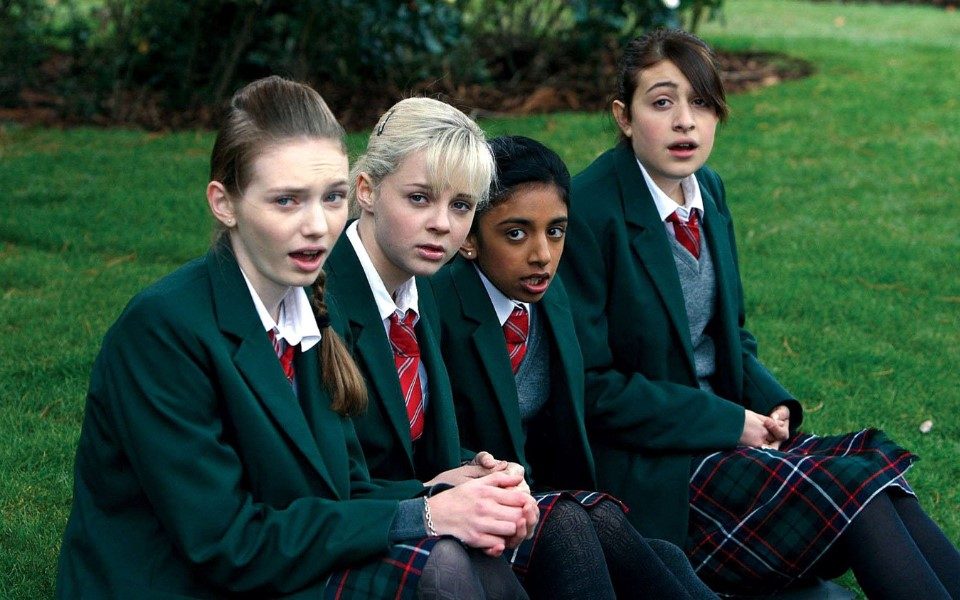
[310,271,367,415]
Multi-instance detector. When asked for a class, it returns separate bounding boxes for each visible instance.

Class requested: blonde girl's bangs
[349,97,494,209]
[422,129,495,207]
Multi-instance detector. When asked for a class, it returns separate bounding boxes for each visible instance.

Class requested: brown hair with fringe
[209,75,367,415]
[616,28,729,142]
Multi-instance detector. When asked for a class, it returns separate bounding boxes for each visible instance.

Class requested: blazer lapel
[450,260,527,462]
[540,280,597,485]
[327,240,417,470]
[614,143,697,377]
[414,282,463,469]
[540,285,586,429]
[295,348,351,498]
[698,180,745,396]
[206,245,341,496]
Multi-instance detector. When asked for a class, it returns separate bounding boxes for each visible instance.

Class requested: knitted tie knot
[666,209,701,259]
[267,328,296,382]
[388,310,419,357]
[504,306,529,373]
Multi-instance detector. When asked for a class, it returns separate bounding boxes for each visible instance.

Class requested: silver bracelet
[423,497,439,537]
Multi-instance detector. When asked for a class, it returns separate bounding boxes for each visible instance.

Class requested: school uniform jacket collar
[205,243,344,497]
[447,259,527,462]
[325,239,416,467]
[613,141,741,389]
[447,257,591,480]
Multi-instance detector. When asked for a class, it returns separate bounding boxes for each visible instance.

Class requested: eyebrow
[264,180,348,194]
[496,216,569,226]
[403,182,477,203]
[645,81,679,94]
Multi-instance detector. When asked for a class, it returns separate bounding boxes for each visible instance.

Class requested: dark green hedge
[2,0,726,129]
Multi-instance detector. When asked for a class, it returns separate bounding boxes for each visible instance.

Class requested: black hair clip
[316,314,331,329]
[376,109,396,136]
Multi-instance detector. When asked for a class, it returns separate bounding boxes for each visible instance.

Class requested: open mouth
[289,248,325,270]
[669,142,698,150]
[521,274,551,294]
[524,274,549,285]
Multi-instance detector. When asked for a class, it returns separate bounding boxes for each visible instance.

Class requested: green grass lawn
[1,0,958,596]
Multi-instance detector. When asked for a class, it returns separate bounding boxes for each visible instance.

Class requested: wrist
[423,497,439,537]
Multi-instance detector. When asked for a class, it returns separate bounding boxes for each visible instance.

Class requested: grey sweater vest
[515,304,550,425]
[669,233,718,393]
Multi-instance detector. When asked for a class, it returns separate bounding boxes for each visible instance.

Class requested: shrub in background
[2,0,726,129]
[0,0,51,108]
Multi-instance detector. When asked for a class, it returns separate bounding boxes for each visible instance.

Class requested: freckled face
[614,59,719,194]
[463,184,568,304]
[356,151,478,293]
[216,138,349,309]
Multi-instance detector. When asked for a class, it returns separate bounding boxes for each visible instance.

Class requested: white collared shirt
[636,158,706,230]
[475,265,530,327]
[345,221,429,402]
[240,270,321,353]
[346,222,421,329]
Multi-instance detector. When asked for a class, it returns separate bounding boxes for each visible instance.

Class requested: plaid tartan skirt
[506,489,626,580]
[323,536,440,600]
[686,428,916,596]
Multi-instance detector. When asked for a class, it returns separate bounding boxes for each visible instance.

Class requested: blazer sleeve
[560,211,745,452]
[95,295,404,595]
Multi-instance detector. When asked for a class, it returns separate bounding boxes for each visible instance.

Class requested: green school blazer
[558,141,802,545]
[431,257,596,491]
[56,244,422,599]
[325,237,466,483]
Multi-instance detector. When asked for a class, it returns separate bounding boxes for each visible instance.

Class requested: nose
[426,205,451,234]
[528,234,551,267]
[303,200,329,237]
[673,103,695,133]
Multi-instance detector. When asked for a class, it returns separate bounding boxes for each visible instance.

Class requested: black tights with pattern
[417,539,528,600]
[523,498,717,599]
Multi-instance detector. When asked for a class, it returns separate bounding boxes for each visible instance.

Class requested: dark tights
[417,539,528,600]
[524,498,717,599]
[524,499,615,599]
[589,499,717,599]
[815,492,960,599]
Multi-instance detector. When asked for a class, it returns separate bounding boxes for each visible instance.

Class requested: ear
[612,100,632,138]
[354,173,376,215]
[206,181,237,228]
[459,232,480,260]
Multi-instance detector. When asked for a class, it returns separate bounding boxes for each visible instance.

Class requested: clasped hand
[424,451,530,494]
[739,405,790,449]
[425,452,538,556]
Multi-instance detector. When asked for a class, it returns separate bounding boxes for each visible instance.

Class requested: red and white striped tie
[388,310,425,441]
[667,210,701,260]
[267,328,296,383]
[503,306,529,374]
